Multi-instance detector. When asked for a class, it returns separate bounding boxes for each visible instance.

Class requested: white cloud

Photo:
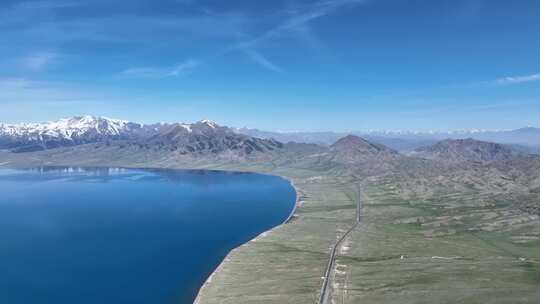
[16,1,81,10]
[0,77,110,106]
[0,77,111,123]
[234,0,365,50]
[0,78,34,88]
[120,59,202,78]
[168,60,202,76]
[496,74,540,85]
[118,0,366,76]
[243,49,282,72]
[229,0,366,70]
[22,52,58,71]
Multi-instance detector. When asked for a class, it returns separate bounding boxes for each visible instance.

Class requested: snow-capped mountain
[0,116,283,157]
[3,116,539,155]
[0,116,146,152]
[146,120,283,156]
[0,116,142,138]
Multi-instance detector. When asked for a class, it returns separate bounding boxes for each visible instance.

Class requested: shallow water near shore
[0,167,296,304]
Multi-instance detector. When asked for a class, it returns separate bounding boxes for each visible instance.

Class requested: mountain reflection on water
[0,167,295,304]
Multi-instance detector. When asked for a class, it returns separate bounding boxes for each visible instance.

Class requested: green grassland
[1,144,539,304]
[332,176,540,304]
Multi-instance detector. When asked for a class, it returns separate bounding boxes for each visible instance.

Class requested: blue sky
[1,0,539,131]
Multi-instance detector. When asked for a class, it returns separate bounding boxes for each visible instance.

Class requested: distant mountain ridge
[327,135,399,164]
[3,116,539,158]
[236,127,540,152]
[412,138,526,163]
[331,135,397,155]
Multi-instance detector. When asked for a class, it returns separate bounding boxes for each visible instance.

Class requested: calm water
[0,167,295,304]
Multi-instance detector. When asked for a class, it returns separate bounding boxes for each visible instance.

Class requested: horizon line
[0,114,538,134]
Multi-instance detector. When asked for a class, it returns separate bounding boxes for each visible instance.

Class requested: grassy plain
[1,145,539,304]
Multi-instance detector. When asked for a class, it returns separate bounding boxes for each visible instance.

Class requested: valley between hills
[1,118,540,303]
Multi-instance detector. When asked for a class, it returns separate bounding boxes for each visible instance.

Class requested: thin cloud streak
[121,59,201,78]
[122,0,366,76]
[495,74,540,85]
[22,52,58,71]
[5,0,364,78]
[243,49,283,72]
[467,100,539,110]
[0,77,104,116]
[168,60,202,76]
[217,0,366,72]
[232,0,366,51]
[15,1,81,10]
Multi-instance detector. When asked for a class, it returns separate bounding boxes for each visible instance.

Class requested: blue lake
[0,167,296,304]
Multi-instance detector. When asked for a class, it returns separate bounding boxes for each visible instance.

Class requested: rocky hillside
[288,135,405,174]
[328,135,398,163]
[145,120,283,157]
[413,138,525,163]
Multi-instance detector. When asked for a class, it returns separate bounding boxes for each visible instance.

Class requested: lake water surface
[0,167,296,304]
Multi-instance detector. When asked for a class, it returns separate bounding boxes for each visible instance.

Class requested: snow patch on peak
[0,116,143,143]
[199,119,217,128]
[180,124,192,133]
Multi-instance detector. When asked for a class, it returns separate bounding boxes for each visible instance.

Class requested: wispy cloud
[120,68,165,78]
[120,59,201,78]
[495,73,540,85]
[0,78,34,88]
[0,77,96,107]
[0,3,251,45]
[234,0,366,50]
[466,100,539,110]
[115,0,367,78]
[0,77,114,123]
[214,0,366,72]
[15,1,81,10]
[9,0,364,77]
[169,60,202,76]
[243,49,283,72]
[22,52,58,71]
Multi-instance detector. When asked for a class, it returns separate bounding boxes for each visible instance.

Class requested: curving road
[318,186,361,304]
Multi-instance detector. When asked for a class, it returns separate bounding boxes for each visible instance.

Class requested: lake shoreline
[0,157,325,304]
[0,165,297,304]
[194,176,300,304]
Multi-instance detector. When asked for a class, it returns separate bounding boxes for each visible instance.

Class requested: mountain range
[237,127,540,153]
[411,138,526,163]
[2,116,538,304]
[0,116,283,158]
[0,116,147,152]
[1,116,539,162]
[144,120,282,157]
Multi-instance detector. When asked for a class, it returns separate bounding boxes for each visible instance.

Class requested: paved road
[318,186,361,304]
